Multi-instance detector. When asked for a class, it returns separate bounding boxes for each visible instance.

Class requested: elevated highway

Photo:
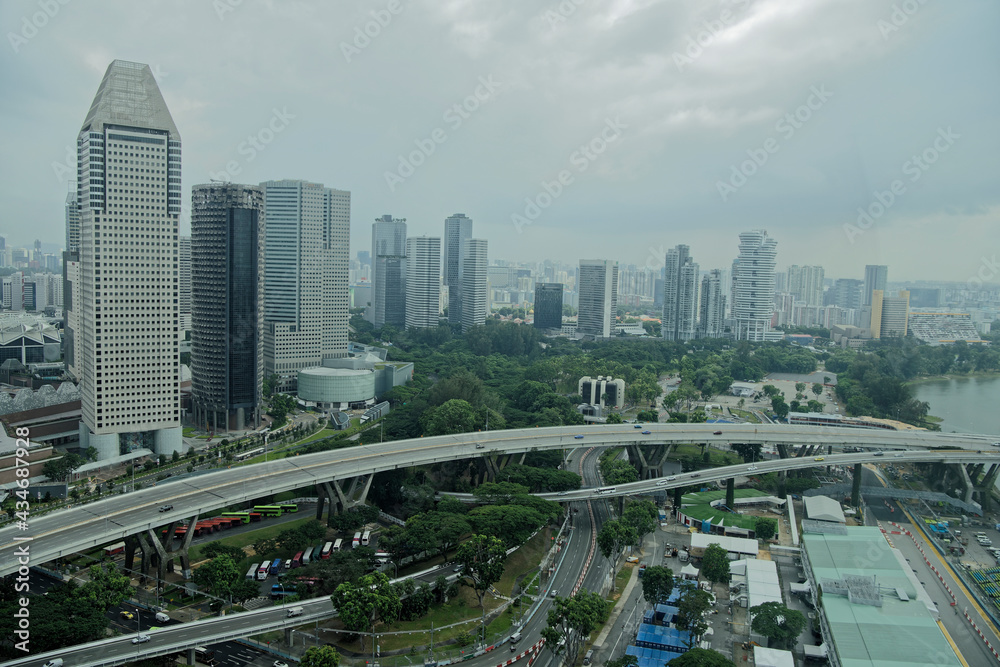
[3,423,997,578]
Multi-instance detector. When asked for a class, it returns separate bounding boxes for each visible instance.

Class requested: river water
[910,375,1000,437]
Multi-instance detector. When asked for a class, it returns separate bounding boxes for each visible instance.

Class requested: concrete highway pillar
[673,487,682,510]
[981,465,1000,513]
[135,531,154,582]
[147,528,169,586]
[178,513,199,580]
[777,471,787,500]
[315,483,326,520]
[851,463,862,507]
[725,478,735,508]
[124,535,139,573]
[776,444,790,460]
[969,463,985,483]
[186,648,196,665]
[285,628,294,645]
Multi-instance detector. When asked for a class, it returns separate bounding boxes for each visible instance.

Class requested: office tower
[190,183,264,432]
[65,191,80,254]
[907,287,944,308]
[443,213,472,325]
[787,265,824,306]
[534,283,563,329]
[773,271,787,294]
[179,236,191,330]
[731,230,778,341]
[698,269,725,338]
[262,180,350,391]
[831,278,864,311]
[577,259,619,337]
[662,245,699,341]
[461,238,488,332]
[863,265,888,306]
[371,215,407,328]
[71,60,183,460]
[870,290,910,338]
[405,236,441,329]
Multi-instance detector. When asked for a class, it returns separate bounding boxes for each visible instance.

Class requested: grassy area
[188,516,318,562]
[729,408,761,423]
[497,528,550,595]
[609,564,633,602]
[297,428,337,444]
[671,443,740,466]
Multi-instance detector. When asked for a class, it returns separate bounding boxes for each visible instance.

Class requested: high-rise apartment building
[787,265,824,306]
[830,278,864,311]
[732,230,778,341]
[662,245,699,341]
[870,289,909,338]
[371,215,407,328]
[190,184,264,432]
[443,213,472,325]
[405,236,441,329]
[179,235,191,330]
[863,265,888,306]
[578,259,618,338]
[70,60,183,460]
[698,269,726,338]
[534,283,563,329]
[262,180,350,392]
[461,238,488,332]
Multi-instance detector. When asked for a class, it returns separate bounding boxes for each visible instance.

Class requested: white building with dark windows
[461,238,488,332]
[578,259,618,338]
[578,375,625,410]
[262,180,350,392]
[662,245,699,342]
[699,269,726,338]
[405,236,441,329]
[732,230,779,342]
[69,60,183,459]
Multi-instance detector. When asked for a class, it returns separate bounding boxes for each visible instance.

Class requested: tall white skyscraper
[371,215,407,328]
[262,180,350,392]
[461,238,488,332]
[405,236,441,329]
[662,245,699,342]
[787,265,824,306]
[698,269,725,338]
[578,259,619,338]
[732,230,778,342]
[70,60,183,460]
[443,213,472,325]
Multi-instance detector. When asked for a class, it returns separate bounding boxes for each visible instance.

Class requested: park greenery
[640,566,675,604]
[674,581,714,648]
[749,601,807,650]
[541,590,609,664]
[700,543,731,586]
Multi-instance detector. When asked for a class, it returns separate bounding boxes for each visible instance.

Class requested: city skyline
[2,1,997,283]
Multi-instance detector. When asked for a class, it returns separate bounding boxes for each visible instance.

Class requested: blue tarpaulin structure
[635,623,691,652]
[626,645,685,667]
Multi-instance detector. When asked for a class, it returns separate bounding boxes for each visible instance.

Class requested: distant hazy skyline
[2,0,997,282]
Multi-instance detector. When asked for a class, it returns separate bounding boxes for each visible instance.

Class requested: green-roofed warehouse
[802,525,961,667]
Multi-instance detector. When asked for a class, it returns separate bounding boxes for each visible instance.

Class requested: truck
[286,606,304,618]
[679,550,689,563]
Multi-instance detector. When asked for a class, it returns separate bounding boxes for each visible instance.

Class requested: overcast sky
[2,0,997,282]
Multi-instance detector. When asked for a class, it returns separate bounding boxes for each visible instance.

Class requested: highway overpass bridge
[2,423,997,580]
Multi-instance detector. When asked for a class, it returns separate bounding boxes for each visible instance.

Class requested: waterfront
[911,375,1000,437]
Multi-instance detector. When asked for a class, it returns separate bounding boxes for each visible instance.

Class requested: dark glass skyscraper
[191,183,265,432]
[534,282,563,329]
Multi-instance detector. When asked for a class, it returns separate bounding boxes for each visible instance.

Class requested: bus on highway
[321,542,333,559]
[253,505,283,517]
[332,538,343,552]
[361,530,372,546]
[279,503,298,513]
[221,511,252,524]
[352,532,361,547]
[235,447,264,462]
[256,563,270,581]
[596,487,617,495]
[270,558,282,575]
[246,563,259,580]
[291,551,303,568]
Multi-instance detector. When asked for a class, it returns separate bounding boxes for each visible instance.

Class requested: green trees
[640,566,675,604]
[770,395,789,419]
[267,393,297,427]
[668,648,736,667]
[731,443,762,463]
[754,516,778,541]
[622,500,658,542]
[331,571,401,651]
[77,563,132,610]
[700,544,730,586]
[422,398,479,436]
[812,383,823,396]
[455,534,508,609]
[42,453,85,482]
[0,581,109,658]
[636,409,659,422]
[606,412,624,424]
[601,458,639,485]
[300,645,341,667]
[597,519,637,574]
[541,591,608,663]
[193,554,242,603]
[749,601,807,649]
[674,582,713,647]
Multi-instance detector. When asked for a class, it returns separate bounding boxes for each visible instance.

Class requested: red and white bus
[256,563,270,581]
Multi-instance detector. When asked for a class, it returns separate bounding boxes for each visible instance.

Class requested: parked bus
[256,563,270,581]
[222,512,252,524]
[279,503,298,513]
[246,563,259,581]
[248,512,263,523]
[270,584,297,599]
[361,530,372,546]
[235,447,265,462]
[352,532,362,547]
[253,505,283,517]
[314,544,324,561]
[270,558,283,575]
[374,552,390,564]
[291,551,303,569]
[195,647,216,666]
[321,542,333,559]
[302,547,313,565]
[104,541,126,557]
[332,538,343,552]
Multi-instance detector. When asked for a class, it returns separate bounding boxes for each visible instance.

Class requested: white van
[155,612,170,623]
[286,606,304,618]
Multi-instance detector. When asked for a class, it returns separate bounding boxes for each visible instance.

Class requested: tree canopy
[455,534,508,608]
[749,601,807,649]
[331,571,401,651]
[700,543,731,586]
[668,648,736,667]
